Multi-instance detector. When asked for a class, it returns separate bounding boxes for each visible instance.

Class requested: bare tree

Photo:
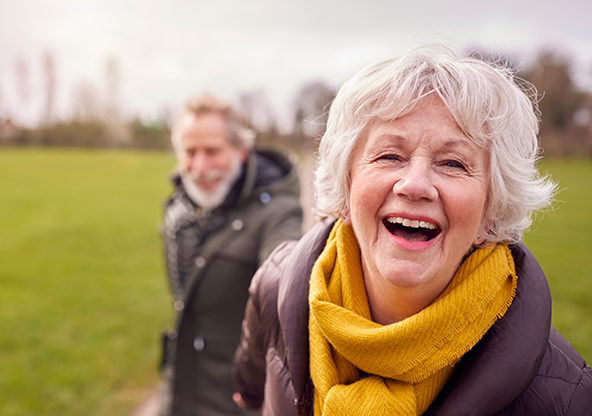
[71,80,102,123]
[236,89,277,133]
[291,80,336,146]
[42,51,56,126]
[104,56,119,122]
[15,57,31,124]
[103,56,131,146]
[0,79,3,120]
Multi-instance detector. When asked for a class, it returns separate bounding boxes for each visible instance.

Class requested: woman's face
[345,97,489,319]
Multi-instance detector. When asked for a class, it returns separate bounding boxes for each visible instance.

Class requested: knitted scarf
[309,220,517,416]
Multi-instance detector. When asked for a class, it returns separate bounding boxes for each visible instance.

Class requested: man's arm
[257,193,303,265]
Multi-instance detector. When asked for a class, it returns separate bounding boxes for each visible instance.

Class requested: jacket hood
[239,147,300,202]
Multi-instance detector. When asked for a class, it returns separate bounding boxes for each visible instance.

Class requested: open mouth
[383,217,441,242]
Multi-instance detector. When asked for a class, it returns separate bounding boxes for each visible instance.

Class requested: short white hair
[314,44,557,244]
[171,94,255,152]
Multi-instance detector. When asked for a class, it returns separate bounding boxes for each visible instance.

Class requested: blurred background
[1,1,591,415]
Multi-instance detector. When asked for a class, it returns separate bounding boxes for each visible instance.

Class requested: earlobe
[474,223,490,245]
[341,209,351,225]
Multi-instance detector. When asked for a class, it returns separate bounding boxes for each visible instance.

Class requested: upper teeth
[387,217,437,230]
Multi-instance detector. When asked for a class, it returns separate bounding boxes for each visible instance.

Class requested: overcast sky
[1,0,591,126]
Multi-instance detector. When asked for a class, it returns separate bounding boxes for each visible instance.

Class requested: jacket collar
[278,218,333,408]
[430,242,551,415]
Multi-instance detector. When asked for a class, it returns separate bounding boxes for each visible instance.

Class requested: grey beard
[179,154,243,212]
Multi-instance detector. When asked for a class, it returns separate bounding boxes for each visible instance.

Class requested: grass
[0,147,176,416]
[523,159,592,363]
[0,148,590,415]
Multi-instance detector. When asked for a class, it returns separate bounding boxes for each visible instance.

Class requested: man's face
[176,111,247,209]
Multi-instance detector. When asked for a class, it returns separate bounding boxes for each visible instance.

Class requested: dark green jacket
[161,148,302,416]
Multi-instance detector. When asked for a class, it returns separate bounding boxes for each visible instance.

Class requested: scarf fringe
[404,277,517,384]
[400,252,517,383]
[396,247,518,383]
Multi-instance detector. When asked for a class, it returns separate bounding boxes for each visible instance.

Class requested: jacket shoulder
[248,240,299,319]
[499,328,592,416]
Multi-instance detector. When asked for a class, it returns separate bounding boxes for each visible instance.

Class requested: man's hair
[314,44,557,244]
[171,94,255,151]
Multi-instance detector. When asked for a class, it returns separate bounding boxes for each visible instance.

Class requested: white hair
[171,94,255,152]
[314,44,557,244]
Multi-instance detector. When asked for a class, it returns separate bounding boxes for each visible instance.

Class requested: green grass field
[523,159,592,363]
[0,148,176,416]
[0,148,591,415]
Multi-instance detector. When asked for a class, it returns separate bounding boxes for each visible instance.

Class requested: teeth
[387,217,437,230]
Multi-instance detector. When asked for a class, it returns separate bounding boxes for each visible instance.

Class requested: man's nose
[392,160,438,201]
[189,152,211,175]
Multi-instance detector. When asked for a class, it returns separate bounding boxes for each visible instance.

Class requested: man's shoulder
[249,218,334,308]
[252,148,299,193]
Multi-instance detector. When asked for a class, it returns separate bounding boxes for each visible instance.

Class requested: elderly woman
[232,45,592,415]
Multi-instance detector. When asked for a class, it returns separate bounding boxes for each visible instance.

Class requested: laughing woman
[232,45,592,415]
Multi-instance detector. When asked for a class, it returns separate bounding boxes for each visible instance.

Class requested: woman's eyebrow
[373,133,408,146]
[440,139,479,155]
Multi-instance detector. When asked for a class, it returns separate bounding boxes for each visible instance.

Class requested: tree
[291,80,336,147]
[523,51,580,132]
[236,89,278,137]
[15,57,31,124]
[0,78,4,120]
[522,50,592,156]
[42,52,56,126]
[103,56,130,146]
[71,80,102,123]
[104,56,120,122]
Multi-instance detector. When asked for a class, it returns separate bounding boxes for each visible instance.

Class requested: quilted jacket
[234,219,592,416]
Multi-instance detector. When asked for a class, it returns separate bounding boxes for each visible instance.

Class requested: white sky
[1,0,591,127]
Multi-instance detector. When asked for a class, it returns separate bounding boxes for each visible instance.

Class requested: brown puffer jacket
[233,219,592,416]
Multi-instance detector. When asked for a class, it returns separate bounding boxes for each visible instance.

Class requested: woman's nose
[392,161,438,201]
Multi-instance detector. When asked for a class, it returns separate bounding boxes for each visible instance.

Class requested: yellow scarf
[309,220,517,416]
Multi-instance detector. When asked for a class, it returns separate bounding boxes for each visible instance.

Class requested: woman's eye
[378,154,401,161]
[442,160,466,169]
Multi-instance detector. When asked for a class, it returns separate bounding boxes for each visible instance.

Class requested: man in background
[159,94,302,416]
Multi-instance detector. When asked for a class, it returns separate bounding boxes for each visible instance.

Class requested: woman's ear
[473,234,485,246]
[473,223,490,245]
[341,209,352,225]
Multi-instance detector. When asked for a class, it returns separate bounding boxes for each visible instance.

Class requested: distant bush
[129,119,171,149]
[12,122,105,147]
[4,119,173,150]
